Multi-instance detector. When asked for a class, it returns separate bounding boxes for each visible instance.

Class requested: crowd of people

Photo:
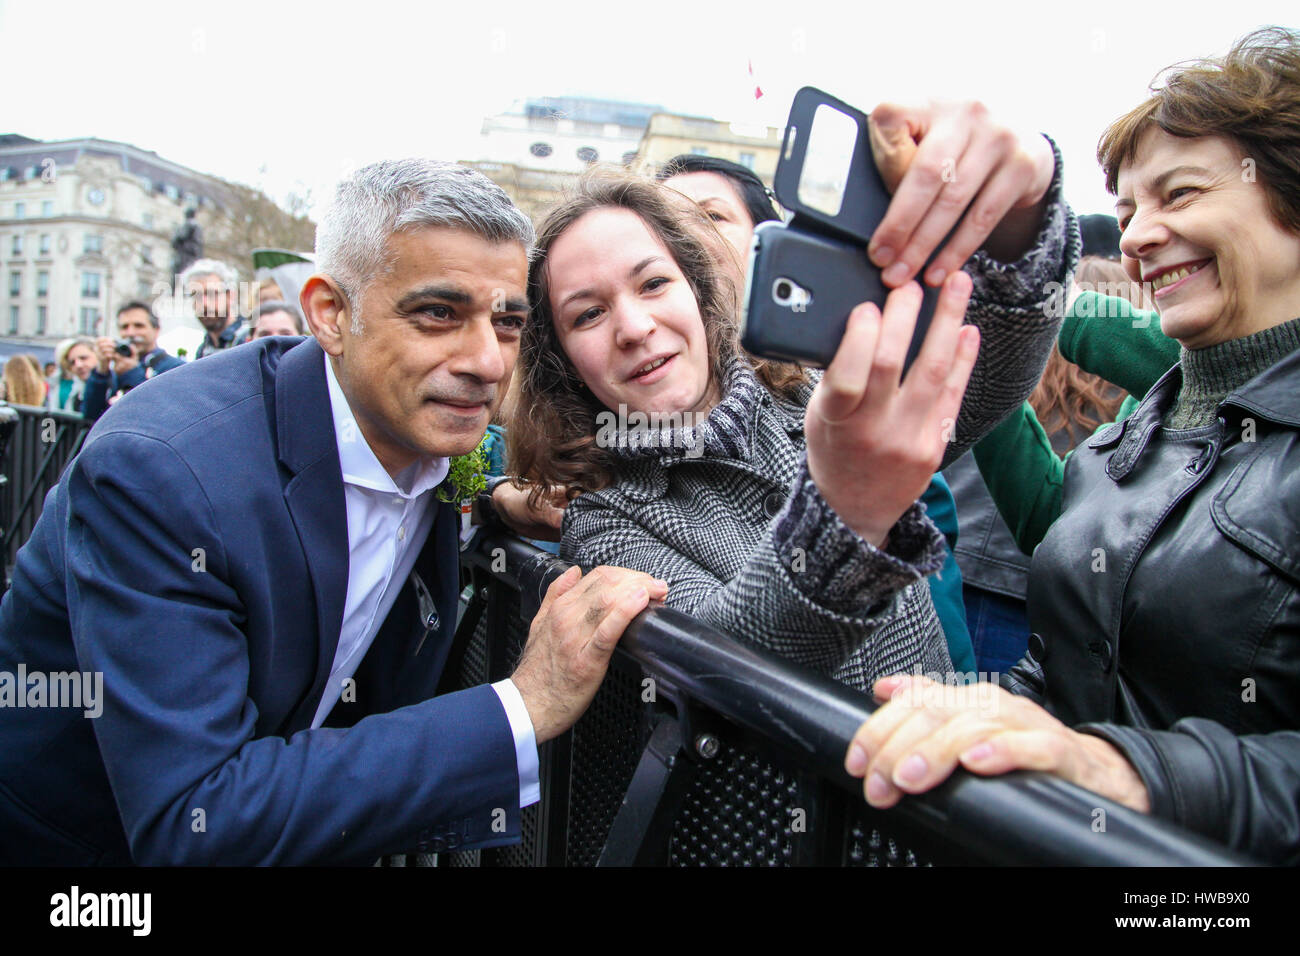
[0,26,1297,866]
[1,260,307,419]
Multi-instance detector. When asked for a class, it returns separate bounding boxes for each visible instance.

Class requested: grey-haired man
[184,258,249,357]
[0,159,664,865]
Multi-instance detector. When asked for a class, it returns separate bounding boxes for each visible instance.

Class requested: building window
[529,142,553,159]
[10,235,20,256]
[79,307,101,334]
[14,202,25,219]
[8,306,18,335]
[36,305,47,335]
[41,200,54,217]
[81,272,101,298]
[25,165,40,181]
[83,234,103,254]
[690,147,708,156]
[8,272,20,297]
[576,146,599,164]
[38,234,50,255]
[37,271,48,297]
[142,212,154,229]
[738,152,756,170]
[164,184,179,201]
[141,245,152,265]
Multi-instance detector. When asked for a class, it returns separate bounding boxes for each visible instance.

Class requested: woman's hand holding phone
[866,101,1055,288]
[804,272,978,549]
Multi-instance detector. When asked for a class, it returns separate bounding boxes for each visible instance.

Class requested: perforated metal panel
[436,572,935,868]
[444,592,492,868]
[564,665,648,866]
[669,741,799,866]
[845,811,927,867]
[445,585,544,867]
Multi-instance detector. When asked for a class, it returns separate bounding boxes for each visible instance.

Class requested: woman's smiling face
[1116,128,1300,349]
[546,206,717,417]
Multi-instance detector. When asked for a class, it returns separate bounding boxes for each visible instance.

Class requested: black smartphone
[740,87,943,371]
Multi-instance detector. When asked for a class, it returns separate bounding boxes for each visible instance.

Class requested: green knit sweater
[1165,316,1300,428]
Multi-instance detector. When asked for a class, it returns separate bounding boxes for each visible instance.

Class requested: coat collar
[273,338,350,729]
[1097,340,1300,481]
[276,338,339,476]
[600,358,813,502]
[1222,341,1300,428]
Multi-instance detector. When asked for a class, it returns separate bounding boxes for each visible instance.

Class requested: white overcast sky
[2,0,1294,221]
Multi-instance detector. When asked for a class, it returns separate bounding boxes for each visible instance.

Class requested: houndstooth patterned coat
[561,150,1080,692]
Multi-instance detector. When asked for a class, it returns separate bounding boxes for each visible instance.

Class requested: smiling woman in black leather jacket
[846,26,1300,865]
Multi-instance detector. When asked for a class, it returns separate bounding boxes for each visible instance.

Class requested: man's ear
[301,275,352,356]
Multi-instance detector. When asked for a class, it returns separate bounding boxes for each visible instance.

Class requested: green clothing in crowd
[972,291,1180,555]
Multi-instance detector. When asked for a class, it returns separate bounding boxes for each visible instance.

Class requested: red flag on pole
[748,59,764,100]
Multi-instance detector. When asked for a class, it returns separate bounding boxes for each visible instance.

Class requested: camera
[741,87,946,372]
[114,339,135,357]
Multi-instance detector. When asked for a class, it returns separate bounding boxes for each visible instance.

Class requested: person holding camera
[83,300,186,422]
[655,153,976,673]
[508,99,1075,692]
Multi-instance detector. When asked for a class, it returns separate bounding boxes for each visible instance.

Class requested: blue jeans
[962,585,1030,677]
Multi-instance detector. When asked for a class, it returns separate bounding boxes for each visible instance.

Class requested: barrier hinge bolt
[694,734,720,759]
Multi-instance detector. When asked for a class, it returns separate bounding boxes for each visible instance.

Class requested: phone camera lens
[775,280,793,301]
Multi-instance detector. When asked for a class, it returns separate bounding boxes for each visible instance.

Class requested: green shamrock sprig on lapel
[437,435,490,504]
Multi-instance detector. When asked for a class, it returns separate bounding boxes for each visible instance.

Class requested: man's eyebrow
[396,285,528,314]
[395,285,473,309]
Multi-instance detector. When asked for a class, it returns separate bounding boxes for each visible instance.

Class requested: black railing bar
[0,406,91,556]
[4,427,71,554]
[0,404,88,424]
[466,530,1251,867]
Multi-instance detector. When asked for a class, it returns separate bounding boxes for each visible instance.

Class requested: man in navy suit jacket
[0,159,664,865]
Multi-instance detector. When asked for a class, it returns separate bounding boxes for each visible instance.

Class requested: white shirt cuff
[490,678,540,808]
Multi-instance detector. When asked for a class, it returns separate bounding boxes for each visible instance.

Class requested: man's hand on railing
[844,674,1152,813]
[511,565,668,743]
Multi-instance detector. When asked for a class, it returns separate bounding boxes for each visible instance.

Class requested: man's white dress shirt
[312,352,539,807]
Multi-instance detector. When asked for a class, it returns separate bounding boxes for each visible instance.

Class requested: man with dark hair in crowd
[83,300,186,421]
[249,299,305,339]
[184,258,249,357]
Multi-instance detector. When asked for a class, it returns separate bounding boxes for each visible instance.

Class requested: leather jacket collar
[1095,340,1300,481]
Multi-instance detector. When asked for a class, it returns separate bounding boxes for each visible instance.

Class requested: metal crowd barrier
[0,407,1253,865]
[0,404,92,588]
[417,527,1252,867]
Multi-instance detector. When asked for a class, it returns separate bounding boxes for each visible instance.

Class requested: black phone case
[772,87,890,245]
[741,221,940,370]
[742,86,946,372]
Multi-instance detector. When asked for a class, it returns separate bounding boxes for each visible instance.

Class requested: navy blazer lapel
[274,339,349,729]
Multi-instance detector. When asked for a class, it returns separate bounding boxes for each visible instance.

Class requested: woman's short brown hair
[1098,26,1300,233]
[511,170,805,504]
